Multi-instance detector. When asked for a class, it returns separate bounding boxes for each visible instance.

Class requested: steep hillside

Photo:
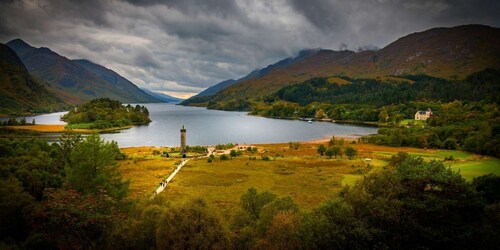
[6,39,160,104]
[141,89,184,103]
[200,25,500,110]
[0,43,67,115]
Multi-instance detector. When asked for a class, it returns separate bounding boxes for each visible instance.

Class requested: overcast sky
[1,0,499,98]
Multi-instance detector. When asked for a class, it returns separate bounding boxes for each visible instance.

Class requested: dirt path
[153,159,189,197]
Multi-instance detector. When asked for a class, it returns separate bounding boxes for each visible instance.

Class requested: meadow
[119,141,500,212]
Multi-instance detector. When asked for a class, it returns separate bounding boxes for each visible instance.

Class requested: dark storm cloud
[0,0,499,98]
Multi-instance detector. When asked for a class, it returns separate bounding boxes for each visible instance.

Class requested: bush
[262,156,270,161]
[220,154,230,160]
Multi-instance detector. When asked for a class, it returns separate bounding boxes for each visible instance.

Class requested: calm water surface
[3,104,378,147]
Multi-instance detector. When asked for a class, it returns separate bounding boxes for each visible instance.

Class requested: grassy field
[118,141,500,213]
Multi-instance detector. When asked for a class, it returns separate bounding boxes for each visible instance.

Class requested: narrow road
[151,149,215,198]
[153,159,189,197]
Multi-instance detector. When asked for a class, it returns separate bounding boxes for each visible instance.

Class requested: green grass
[66,123,93,129]
[449,159,500,180]
[400,119,425,126]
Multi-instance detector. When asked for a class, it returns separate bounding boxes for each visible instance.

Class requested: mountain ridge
[185,24,500,110]
[6,39,161,104]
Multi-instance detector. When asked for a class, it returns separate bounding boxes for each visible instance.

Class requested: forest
[61,98,151,129]
[251,69,500,157]
[0,133,499,249]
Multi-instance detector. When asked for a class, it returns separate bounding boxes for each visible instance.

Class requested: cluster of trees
[317,136,358,159]
[363,101,500,157]
[208,99,252,111]
[185,145,207,153]
[0,131,129,248]
[0,117,35,126]
[90,154,500,249]
[215,143,235,150]
[61,98,151,129]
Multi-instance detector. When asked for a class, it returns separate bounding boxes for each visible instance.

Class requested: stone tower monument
[180,125,186,155]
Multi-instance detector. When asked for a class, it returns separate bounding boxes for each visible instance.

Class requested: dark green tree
[317,144,327,156]
[65,133,129,200]
[345,146,357,160]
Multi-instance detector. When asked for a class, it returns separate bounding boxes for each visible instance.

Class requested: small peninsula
[61,98,151,130]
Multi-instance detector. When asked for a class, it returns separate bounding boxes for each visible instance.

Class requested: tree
[472,174,500,204]
[264,211,302,249]
[325,148,334,159]
[156,199,229,249]
[345,146,357,160]
[0,177,34,244]
[257,196,299,235]
[317,145,327,156]
[343,157,485,249]
[30,189,120,249]
[240,188,277,220]
[328,136,336,147]
[65,133,129,200]
[331,146,341,159]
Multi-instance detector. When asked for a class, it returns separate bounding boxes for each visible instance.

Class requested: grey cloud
[1,0,499,97]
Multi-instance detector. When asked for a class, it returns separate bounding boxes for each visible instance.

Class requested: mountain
[6,39,161,104]
[141,89,184,103]
[181,49,320,105]
[0,43,67,115]
[191,24,500,110]
[195,79,237,97]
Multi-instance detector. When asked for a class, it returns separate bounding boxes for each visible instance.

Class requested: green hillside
[0,43,68,116]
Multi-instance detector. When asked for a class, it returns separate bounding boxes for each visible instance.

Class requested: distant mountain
[6,39,161,104]
[181,49,320,105]
[191,25,500,110]
[141,89,184,103]
[0,43,67,115]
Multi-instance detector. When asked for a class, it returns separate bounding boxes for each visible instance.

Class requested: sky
[1,0,499,99]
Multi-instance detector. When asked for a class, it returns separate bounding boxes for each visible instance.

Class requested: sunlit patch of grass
[449,159,500,180]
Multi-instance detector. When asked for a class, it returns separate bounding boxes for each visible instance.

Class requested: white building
[415,108,433,121]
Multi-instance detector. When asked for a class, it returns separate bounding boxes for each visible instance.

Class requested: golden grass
[377,76,415,84]
[118,142,499,213]
[6,124,133,133]
[5,124,67,132]
[327,76,351,85]
[119,147,181,199]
